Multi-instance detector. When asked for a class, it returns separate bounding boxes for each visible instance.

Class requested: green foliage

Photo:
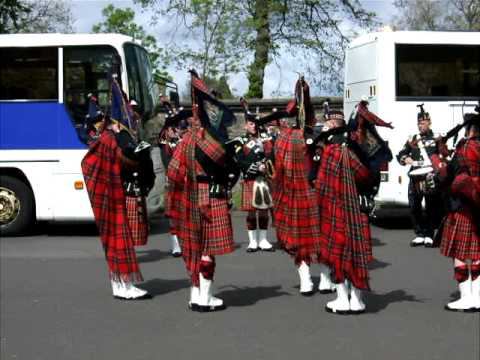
[204,75,234,99]
[135,0,246,96]
[92,4,171,79]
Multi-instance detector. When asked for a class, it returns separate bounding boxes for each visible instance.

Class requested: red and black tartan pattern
[240,180,256,211]
[440,138,480,260]
[165,180,183,235]
[167,128,234,286]
[440,208,480,260]
[450,138,480,207]
[316,143,372,290]
[126,196,148,246]
[81,130,143,282]
[195,129,227,165]
[272,128,322,264]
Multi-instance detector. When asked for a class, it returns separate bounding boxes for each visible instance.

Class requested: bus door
[50,45,121,221]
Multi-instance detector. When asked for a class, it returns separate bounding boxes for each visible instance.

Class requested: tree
[392,0,480,31]
[136,0,377,98]
[243,0,377,97]
[1,0,73,34]
[136,0,242,97]
[92,4,171,81]
[447,0,480,30]
[0,0,31,33]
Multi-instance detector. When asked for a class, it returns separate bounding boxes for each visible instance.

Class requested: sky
[70,0,397,96]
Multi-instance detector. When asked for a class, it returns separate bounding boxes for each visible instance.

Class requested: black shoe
[189,302,200,311]
[114,293,152,301]
[171,251,182,258]
[318,289,335,295]
[260,247,275,252]
[246,247,259,253]
[349,309,366,315]
[300,290,316,297]
[325,305,350,315]
[444,305,476,313]
[196,303,227,312]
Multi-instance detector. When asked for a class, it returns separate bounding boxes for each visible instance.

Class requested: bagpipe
[447,103,480,207]
[158,91,192,141]
[105,75,155,196]
[347,99,393,169]
[188,70,241,194]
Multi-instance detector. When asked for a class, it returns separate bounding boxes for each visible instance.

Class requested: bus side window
[63,45,119,144]
[0,47,58,101]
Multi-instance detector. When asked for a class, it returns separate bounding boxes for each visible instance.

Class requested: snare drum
[409,166,436,194]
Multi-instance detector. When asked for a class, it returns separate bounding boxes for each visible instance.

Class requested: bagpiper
[233,99,275,252]
[272,76,326,296]
[158,97,188,257]
[81,75,153,300]
[397,104,448,247]
[439,110,480,312]
[166,70,239,312]
[315,109,375,314]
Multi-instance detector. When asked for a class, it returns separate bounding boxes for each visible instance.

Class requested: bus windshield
[124,43,159,120]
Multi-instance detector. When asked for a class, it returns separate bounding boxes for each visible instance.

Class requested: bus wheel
[0,176,35,236]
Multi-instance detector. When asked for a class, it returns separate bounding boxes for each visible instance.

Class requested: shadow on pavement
[140,278,191,296]
[215,285,291,307]
[369,258,391,270]
[136,249,171,263]
[372,237,387,247]
[365,289,423,314]
[32,222,99,236]
[373,216,412,230]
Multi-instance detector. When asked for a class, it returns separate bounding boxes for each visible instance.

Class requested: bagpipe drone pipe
[108,75,155,196]
[345,100,394,196]
[189,70,241,190]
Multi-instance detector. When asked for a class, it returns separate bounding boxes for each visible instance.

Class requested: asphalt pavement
[1,213,479,360]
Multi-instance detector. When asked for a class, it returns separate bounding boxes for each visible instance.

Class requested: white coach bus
[0,33,159,235]
[344,30,480,214]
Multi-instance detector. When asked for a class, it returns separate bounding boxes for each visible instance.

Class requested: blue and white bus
[0,33,159,235]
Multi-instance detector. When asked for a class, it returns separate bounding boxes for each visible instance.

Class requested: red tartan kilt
[240,180,255,211]
[440,208,480,260]
[274,188,321,257]
[126,196,149,246]
[202,196,235,255]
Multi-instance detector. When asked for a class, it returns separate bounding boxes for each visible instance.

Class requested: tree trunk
[246,0,271,99]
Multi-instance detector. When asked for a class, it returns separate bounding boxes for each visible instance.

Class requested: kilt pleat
[126,196,149,246]
[240,180,255,211]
